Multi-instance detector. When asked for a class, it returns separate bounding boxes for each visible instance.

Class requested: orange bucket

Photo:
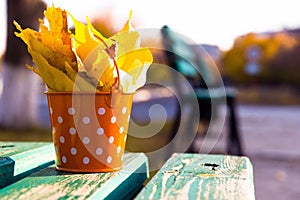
[46,91,133,172]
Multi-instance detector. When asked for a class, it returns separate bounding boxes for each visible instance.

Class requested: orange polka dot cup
[46,91,133,172]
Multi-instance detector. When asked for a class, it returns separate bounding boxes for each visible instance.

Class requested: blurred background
[1,0,300,199]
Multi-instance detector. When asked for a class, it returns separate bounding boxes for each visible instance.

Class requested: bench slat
[0,142,55,188]
[135,153,255,200]
[0,153,149,200]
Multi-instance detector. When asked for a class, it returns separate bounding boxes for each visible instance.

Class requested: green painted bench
[135,153,255,200]
[161,26,243,155]
[0,142,55,188]
[0,142,255,199]
[0,142,149,200]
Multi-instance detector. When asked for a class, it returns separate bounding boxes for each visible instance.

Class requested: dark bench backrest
[161,25,221,88]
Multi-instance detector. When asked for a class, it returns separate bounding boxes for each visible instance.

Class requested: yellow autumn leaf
[118,48,152,78]
[42,6,77,71]
[14,5,153,93]
[120,10,134,32]
[75,22,117,92]
[112,31,140,60]
[14,22,75,72]
[64,62,98,92]
[28,48,76,91]
[44,6,71,46]
[117,48,152,93]
[83,43,115,91]
[86,17,107,43]
[39,21,77,71]
[70,14,101,65]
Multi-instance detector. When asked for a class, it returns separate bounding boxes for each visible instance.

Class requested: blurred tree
[222,32,297,85]
[267,42,300,86]
[0,0,46,129]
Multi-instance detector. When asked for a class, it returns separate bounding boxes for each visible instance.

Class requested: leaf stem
[93,34,120,91]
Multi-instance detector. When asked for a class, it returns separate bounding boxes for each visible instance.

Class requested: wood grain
[0,142,55,188]
[135,153,255,200]
[0,153,149,200]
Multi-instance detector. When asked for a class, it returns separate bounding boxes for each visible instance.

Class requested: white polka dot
[60,136,65,143]
[111,116,116,124]
[58,116,63,124]
[98,108,106,115]
[49,107,53,114]
[97,128,104,135]
[82,117,90,124]
[119,126,124,134]
[83,157,89,164]
[108,136,114,143]
[83,137,90,144]
[117,146,121,154]
[70,147,77,155]
[52,127,56,134]
[62,156,67,163]
[122,107,127,114]
[96,147,103,155]
[69,128,76,135]
[107,156,112,163]
[68,107,75,115]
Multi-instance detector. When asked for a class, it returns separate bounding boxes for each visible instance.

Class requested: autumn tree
[222,32,297,85]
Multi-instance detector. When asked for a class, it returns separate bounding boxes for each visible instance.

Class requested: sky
[1,0,300,55]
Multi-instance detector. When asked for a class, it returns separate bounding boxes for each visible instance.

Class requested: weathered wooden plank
[0,153,149,200]
[135,153,255,200]
[0,142,55,188]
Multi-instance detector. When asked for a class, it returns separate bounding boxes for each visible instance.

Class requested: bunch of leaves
[14,6,153,93]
